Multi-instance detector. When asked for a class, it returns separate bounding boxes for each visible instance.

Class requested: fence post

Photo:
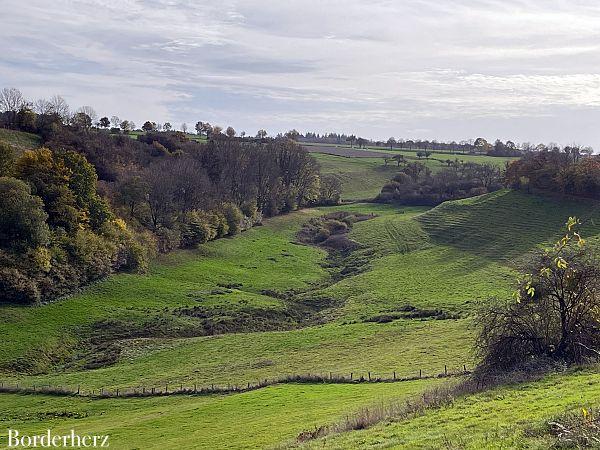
[444,365,447,375]
[350,372,353,380]
[165,385,168,394]
[152,387,155,395]
[195,384,198,393]
[463,364,466,372]
[116,389,119,397]
[77,385,80,394]
[393,371,396,380]
[368,372,371,381]
[419,369,422,378]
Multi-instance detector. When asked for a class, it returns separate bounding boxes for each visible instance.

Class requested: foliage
[476,218,600,374]
[0,177,50,251]
[378,161,502,205]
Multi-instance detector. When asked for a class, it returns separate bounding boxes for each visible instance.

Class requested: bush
[0,142,15,176]
[180,211,214,248]
[155,227,181,253]
[476,220,600,375]
[0,267,40,304]
[222,202,244,236]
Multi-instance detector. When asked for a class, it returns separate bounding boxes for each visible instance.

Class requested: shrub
[155,227,181,253]
[180,211,214,248]
[0,267,40,304]
[222,202,244,236]
[476,219,600,375]
[0,142,15,176]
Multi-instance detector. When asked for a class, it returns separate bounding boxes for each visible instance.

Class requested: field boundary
[0,365,470,399]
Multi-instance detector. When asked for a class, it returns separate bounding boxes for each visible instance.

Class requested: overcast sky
[1,0,600,145]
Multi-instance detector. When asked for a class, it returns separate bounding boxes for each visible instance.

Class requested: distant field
[305,144,395,158]
[313,153,400,200]
[0,128,42,153]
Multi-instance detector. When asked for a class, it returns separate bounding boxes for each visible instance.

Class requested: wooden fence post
[350,372,353,380]
[393,371,396,380]
[368,372,371,381]
[419,369,422,378]
[444,365,447,375]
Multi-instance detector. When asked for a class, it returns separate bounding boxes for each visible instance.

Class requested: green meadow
[3,130,600,449]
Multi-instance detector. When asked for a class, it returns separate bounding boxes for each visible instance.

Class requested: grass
[313,153,400,200]
[299,367,600,449]
[0,128,42,153]
[0,380,442,450]
[6,319,472,390]
[0,211,328,370]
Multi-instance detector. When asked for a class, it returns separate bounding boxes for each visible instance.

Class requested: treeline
[299,133,593,159]
[506,150,600,199]
[377,161,503,206]
[0,89,339,304]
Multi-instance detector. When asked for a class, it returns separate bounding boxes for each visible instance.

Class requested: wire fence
[0,364,471,399]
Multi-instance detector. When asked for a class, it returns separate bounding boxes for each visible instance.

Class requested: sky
[1,0,600,146]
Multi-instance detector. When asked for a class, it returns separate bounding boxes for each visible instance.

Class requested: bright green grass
[300,367,600,449]
[0,128,41,153]
[0,380,442,450]
[418,189,600,262]
[313,153,400,200]
[7,319,472,390]
[0,212,328,368]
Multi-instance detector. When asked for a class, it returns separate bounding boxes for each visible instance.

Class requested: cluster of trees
[0,143,150,304]
[0,88,340,304]
[506,149,600,199]
[377,161,503,206]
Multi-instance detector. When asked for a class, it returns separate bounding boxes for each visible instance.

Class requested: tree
[118,175,149,218]
[163,122,172,131]
[387,137,397,150]
[76,106,97,124]
[256,129,268,139]
[195,121,204,135]
[356,137,367,148]
[0,88,25,128]
[476,218,600,374]
[201,122,213,137]
[71,112,92,130]
[120,120,131,132]
[99,117,110,128]
[14,148,80,232]
[318,174,342,205]
[181,123,188,133]
[0,142,15,176]
[226,126,236,138]
[0,177,50,251]
[47,95,70,122]
[0,88,25,113]
[142,121,156,132]
[110,116,121,128]
[285,129,300,140]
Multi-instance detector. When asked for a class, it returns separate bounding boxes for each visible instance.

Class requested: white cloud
[1,0,600,144]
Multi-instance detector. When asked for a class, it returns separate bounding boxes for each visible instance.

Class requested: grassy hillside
[3,190,600,448]
[0,380,441,450]
[0,128,41,153]
[298,368,600,449]
[312,147,517,200]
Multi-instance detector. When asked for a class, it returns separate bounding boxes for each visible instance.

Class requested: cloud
[1,0,600,144]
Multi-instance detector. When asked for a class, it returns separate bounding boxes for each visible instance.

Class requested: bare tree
[47,95,70,122]
[181,123,188,133]
[0,88,25,112]
[226,126,236,138]
[76,106,98,124]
